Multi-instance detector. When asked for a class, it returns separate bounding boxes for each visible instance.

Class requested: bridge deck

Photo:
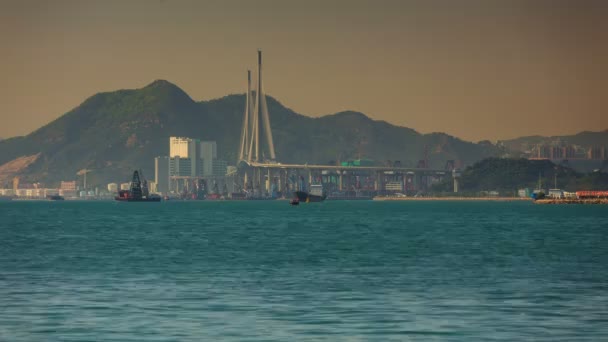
[244,161,447,174]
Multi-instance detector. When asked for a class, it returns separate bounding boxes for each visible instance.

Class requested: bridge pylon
[239,50,276,164]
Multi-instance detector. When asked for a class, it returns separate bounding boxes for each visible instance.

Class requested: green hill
[0,80,501,187]
[431,157,608,195]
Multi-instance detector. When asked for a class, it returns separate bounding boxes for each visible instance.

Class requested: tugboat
[293,184,326,203]
[46,194,65,201]
[290,197,300,206]
[115,170,161,202]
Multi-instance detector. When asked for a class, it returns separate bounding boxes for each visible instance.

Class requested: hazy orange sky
[1,0,606,142]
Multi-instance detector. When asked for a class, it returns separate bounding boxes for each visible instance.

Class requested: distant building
[548,189,564,199]
[199,141,216,176]
[212,159,228,177]
[170,137,196,159]
[60,189,77,198]
[0,189,15,196]
[169,137,204,177]
[148,181,157,194]
[107,183,118,193]
[385,181,403,192]
[563,145,576,159]
[169,157,195,177]
[154,156,170,194]
[120,183,130,190]
[60,181,77,191]
[550,146,563,160]
[518,188,532,198]
[536,145,551,159]
[588,146,606,160]
[157,137,227,193]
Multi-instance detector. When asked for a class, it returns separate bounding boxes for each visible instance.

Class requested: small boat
[115,170,161,202]
[46,194,65,201]
[290,198,299,206]
[293,184,326,202]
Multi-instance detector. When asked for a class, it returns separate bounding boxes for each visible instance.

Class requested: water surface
[1,200,607,341]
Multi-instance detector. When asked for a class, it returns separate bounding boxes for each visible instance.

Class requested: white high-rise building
[154,156,170,194]
[159,137,226,193]
[107,183,118,193]
[169,137,202,177]
[170,137,194,159]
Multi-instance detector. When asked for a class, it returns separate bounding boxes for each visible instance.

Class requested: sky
[1,0,606,142]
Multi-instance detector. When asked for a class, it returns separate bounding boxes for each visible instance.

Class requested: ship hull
[114,197,161,202]
[293,191,326,202]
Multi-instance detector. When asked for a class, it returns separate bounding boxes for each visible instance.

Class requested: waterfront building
[60,181,77,191]
[212,159,228,177]
[154,156,170,194]
[518,188,532,198]
[170,137,196,159]
[0,189,15,196]
[548,189,564,199]
[59,189,77,198]
[200,141,217,176]
[170,137,206,177]
[385,181,404,192]
[107,183,118,193]
[169,157,194,177]
[148,181,157,193]
[156,137,228,193]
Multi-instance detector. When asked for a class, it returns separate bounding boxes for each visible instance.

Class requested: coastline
[533,198,608,205]
[373,196,530,202]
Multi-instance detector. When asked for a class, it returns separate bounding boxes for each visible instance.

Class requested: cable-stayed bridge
[236,51,458,196]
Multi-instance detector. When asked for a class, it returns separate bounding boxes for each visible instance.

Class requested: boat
[290,198,300,206]
[293,184,326,202]
[228,192,247,200]
[115,170,161,202]
[46,194,65,201]
[206,193,223,200]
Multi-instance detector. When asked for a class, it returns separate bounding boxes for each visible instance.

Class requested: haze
[1,0,606,142]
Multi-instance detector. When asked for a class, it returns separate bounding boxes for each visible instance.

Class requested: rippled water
[1,200,607,341]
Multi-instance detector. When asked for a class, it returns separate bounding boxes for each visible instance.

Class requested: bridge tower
[238,70,253,162]
[239,50,276,163]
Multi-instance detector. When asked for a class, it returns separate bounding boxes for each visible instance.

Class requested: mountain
[501,130,608,153]
[0,80,500,187]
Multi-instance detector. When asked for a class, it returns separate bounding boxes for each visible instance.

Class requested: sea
[1,200,607,341]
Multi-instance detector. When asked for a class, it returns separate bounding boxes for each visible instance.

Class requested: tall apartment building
[200,141,217,176]
[588,146,606,160]
[536,145,551,159]
[563,145,576,159]
[170,137,202,176]
[549,146,563,160]
[154,156,170,194]
[535,144,578,160]
[155,137,226,194]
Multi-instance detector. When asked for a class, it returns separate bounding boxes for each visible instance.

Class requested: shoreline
[373,196,530,202]
[534,198,608,205]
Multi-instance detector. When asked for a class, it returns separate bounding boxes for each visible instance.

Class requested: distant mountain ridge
[501,130,608,153]
[1,80,500,186]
